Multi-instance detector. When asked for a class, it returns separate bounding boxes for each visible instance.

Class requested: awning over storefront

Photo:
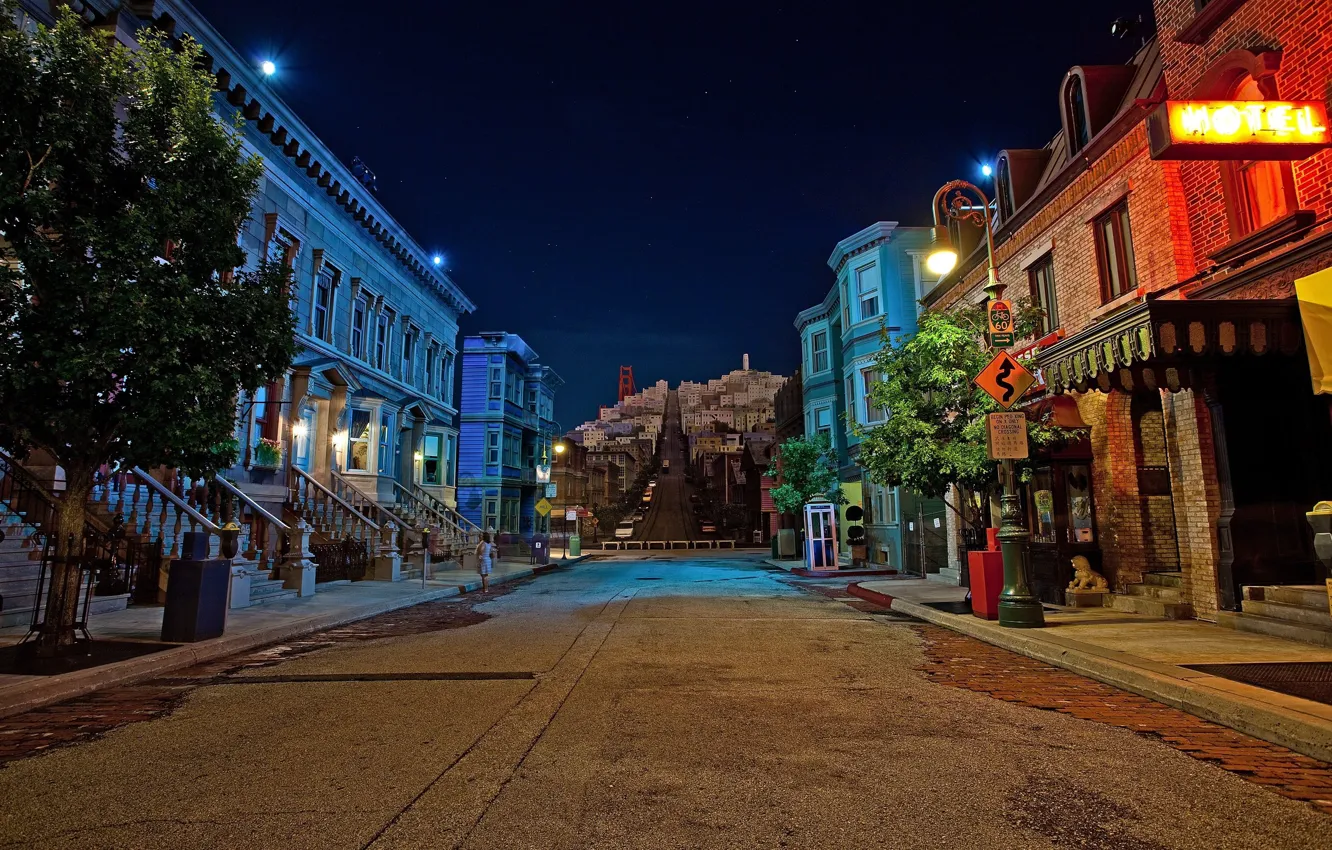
[1295,267,1332,395]
[1037,298,1301,395]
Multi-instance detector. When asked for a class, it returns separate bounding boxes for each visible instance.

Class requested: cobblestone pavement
[910,623,1332,815]
[0,581,527,767]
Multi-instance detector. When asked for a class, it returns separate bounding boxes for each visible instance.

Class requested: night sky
[192,0,1155,426]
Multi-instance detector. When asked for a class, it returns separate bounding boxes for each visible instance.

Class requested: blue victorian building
[795,222,943,572]
[457,333,563,538]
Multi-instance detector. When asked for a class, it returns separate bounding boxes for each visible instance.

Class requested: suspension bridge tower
[617,365,636,403]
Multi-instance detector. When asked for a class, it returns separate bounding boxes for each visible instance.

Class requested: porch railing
[290,466,379,544]
[329,471,421,553]
[212,475,289,572]
[91,467,219,560]
[389,481,481,554]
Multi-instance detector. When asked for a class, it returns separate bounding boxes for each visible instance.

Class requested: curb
[847,583,896,607]
[794,567,900,578]
[878,590,1332,764]
[0,561,571,721]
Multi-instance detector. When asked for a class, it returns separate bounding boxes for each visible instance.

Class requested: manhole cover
[1183,662,1332,706]
[637,577,662,581]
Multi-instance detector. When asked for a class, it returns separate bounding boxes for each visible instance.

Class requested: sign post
[974,348,1044,628]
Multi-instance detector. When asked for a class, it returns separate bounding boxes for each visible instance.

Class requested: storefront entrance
[1023,442,1101,605]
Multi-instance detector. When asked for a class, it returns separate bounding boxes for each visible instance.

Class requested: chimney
[743,353,750,371]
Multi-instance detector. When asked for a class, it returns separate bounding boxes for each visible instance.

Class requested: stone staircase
[1105,571,1194,619]
[1215,585,1332,647]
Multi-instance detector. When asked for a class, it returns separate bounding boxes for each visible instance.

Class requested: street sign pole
[974,320,1044,630]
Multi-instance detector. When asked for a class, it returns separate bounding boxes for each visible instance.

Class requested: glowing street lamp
[929,178,1044,629]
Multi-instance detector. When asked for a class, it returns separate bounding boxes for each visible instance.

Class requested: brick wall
[1155,0,1332,263]
[1162,389,1224,619]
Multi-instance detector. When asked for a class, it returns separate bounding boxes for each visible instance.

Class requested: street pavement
[635,390,695,543]
[0,553,1329,849]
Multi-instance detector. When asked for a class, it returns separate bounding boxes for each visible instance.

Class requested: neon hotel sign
[1148,99,1331,160]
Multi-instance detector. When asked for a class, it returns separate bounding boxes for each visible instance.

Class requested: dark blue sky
[193,0,1154,426]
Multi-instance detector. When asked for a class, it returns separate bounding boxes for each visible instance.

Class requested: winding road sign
[974,350,1035,410]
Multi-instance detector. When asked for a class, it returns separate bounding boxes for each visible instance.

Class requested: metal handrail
[215,475,289,531]
[129,467,219,533]
[0,449,110,533]
[409,482,481,532]
[291,467,380,530]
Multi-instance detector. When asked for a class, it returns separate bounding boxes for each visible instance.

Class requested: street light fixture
[929,179,1044,629]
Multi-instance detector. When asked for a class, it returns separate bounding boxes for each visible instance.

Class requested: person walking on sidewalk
[475,532,496,592]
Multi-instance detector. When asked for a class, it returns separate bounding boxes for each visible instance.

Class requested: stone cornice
[827,221,898,276]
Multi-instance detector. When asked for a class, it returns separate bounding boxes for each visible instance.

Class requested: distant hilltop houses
[566,355,785,470]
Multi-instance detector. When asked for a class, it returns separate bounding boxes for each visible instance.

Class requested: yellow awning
[1295,266,1332,395]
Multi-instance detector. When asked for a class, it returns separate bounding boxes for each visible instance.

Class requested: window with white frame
[855,262,880,321]
[422,433,442,485]
[841,281,851,328]
[489,366,502,399]
[445,434,457,486]
[862,368,886,423]
[814,407,832,438]
[348,409,372,471]
[378,412,394,474]
[487,429,500,464]
[483,498,498,530]
[811,331,828,373]
[443,350,455,400]
[844,376,856,425]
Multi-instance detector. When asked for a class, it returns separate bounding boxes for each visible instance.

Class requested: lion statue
[1067,555,1108,592]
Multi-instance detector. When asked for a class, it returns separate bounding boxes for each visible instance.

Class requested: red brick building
[927,0,1332,639]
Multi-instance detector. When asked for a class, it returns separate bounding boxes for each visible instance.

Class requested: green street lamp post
[926,179,1044,629]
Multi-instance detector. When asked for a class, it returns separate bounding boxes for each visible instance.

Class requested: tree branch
[22,145,53,193]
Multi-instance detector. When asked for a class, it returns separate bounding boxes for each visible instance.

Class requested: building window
[844,376,856,426]
[425,344,438,396]
[489,367,502,400]
[855,263,880,321]
[841,281,851,328]
[378,412,394,474]
[1065,75,1090,154]
[811,331,828,373]
[527,387,538,414]
[487,429,500,464]
[1224,74,1298,239]
[375,311,390,371]
[348,409,372,471]
[862,369,886,423]
[1093,200,1137,303]
[422,434,442,485]
[1027,253,1058,335]
[351,296,367,359]
[401,328,415,384]
[443,350,455,401]
[814,407,832,438]
[483,498,498,530]
[312,268,333,341]
[445,434,456,486]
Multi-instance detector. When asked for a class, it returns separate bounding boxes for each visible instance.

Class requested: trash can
[968,529,1004,621]
[161,532,229,642]
[569,535,581,558]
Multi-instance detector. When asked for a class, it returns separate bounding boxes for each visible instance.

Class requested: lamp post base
[998,596,1046,628]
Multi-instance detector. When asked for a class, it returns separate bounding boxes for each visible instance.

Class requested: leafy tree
[0,10,295,650]
[855,299,1070,499]
[766,434,845,515]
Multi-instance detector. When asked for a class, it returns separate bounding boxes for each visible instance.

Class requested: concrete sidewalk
[852,578,1332,763]
[0,555,591,719]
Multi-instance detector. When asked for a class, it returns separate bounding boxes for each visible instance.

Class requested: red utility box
[968,529,1004,621]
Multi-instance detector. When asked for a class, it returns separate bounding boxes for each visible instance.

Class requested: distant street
[635,390,695,543]
[0,554,1327,849]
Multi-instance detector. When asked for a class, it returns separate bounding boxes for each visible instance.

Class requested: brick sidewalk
[0,582,527,767]
[913,624,1332,816]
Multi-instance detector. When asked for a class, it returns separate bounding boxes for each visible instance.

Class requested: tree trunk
[35,466,93,654]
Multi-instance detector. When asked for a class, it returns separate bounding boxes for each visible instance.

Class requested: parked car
[615,520,636,539]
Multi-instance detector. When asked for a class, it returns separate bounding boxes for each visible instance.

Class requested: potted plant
[253,437,283,470]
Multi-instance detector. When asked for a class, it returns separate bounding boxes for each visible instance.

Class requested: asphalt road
[0,554,1327,849]
[635,391,694,543]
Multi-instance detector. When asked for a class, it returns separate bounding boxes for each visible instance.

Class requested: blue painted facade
[795,222,939,569]
[457,333,562,538]
[10,0,477,518]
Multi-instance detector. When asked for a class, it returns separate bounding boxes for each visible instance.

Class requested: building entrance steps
[1217,585,1332,648]
[0,554,592,721]
[1105,570,1194,619]
[857,578,1332,764]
